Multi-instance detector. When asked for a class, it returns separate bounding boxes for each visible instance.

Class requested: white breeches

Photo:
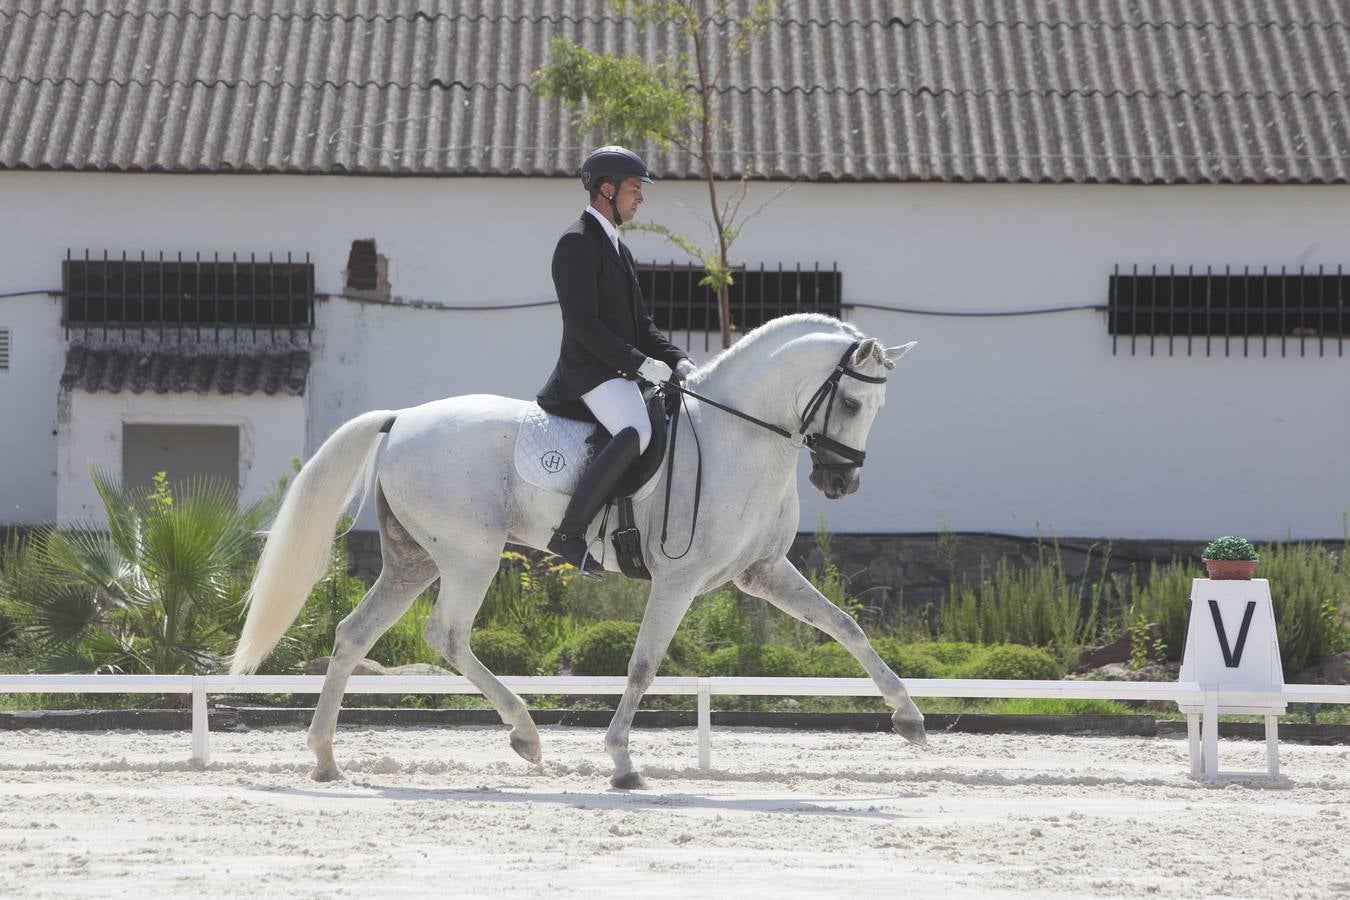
[582,377,652,454]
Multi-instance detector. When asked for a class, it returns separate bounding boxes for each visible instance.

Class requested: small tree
[535,0,783,349]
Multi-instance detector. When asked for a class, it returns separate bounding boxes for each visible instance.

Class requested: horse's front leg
[605,581,696,790]
[735,556,927,746]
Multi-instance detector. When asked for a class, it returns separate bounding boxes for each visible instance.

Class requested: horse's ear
[884,341,917,364]
[852,337,879,368]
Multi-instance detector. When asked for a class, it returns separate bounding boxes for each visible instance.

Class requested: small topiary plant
[966,644,1062,680]
[561,620,703,676]
[469,628,538,675]
[1202,535,1258,561]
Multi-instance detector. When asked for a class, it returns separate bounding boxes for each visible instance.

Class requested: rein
[656,339,886,559]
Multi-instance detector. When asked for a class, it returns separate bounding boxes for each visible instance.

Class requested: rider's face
[608,177,645,224]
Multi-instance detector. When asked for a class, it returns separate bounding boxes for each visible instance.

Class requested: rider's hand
[674,359,697,382]
[637,357,674,384]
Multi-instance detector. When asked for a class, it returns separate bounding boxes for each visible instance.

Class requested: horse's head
[805,336,916,500]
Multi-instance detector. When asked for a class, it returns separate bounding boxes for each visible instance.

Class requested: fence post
[697,679,712,769]
[191,676,210,766]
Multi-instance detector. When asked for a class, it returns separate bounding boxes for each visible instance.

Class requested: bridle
[655,339,887,558]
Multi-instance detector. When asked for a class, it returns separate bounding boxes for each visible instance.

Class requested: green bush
[1261,542,1346,675]
[706,643,806,677]
[912,641,983,668]
[967,644,1061,680]
[560,620,701,676]
[872,638,944,678]
[682,588,753,649]
[468,628,538,675]
[803,642,865,677]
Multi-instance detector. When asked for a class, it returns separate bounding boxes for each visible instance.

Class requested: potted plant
[1201,535,1259,580]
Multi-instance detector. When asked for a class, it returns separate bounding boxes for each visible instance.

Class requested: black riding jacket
[536,211,689,420]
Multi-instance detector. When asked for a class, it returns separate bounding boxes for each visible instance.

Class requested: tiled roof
[1,1,1347,183]
[60,344,310,395]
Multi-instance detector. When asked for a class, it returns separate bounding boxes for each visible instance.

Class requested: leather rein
[655,339,887,559]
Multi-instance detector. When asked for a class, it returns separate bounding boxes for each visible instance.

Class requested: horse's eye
[842,396,861,412]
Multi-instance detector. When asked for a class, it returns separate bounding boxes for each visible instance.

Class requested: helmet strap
[602,188,621,226]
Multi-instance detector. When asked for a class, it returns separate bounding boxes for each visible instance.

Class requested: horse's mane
[694,313,862,380]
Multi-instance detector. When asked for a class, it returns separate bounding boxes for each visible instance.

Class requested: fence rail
[2,675,1348,780]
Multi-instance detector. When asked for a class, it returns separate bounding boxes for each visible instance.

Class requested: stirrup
[548,530,604,580]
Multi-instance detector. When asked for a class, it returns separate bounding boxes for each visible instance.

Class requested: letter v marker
[1208,600,1257,668]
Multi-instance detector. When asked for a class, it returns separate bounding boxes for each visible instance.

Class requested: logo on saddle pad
[541,450,565,473]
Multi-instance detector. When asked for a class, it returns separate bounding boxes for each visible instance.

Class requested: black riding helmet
[581,146,653,224]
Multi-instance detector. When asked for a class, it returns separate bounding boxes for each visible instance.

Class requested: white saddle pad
[513,403,662,500]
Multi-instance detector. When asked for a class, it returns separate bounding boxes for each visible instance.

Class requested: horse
[230,313,926,788]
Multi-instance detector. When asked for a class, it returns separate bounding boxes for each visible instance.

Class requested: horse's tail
[230,410,396,675]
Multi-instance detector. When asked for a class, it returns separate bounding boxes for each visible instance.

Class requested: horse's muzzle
[810,465,861,500]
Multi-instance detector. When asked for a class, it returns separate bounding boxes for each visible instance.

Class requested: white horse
[231,313,925,788]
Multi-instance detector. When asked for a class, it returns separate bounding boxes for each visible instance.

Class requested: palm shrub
[0,471,275,674]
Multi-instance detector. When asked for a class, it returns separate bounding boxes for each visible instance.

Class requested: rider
[537,145,696,576]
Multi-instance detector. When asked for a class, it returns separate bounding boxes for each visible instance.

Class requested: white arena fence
[2,674,1348,781]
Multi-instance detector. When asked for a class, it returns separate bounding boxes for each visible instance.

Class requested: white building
[1,2,1347,542]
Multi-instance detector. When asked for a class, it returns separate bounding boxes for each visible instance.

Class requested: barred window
[636,262,841,336]
[1108,264,1347,357]
[62,251,314,330]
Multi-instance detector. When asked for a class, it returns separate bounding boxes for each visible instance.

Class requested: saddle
[514,386,676,579]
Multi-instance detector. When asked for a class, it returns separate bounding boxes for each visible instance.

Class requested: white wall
[55,389,305,526]
[0,293,65,523]
[3,171,1348,538]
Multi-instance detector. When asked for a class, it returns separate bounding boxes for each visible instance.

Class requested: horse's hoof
[510,728,543,765]
[892,711,929,747]
[610,770,648,791]
[310,765,344,782]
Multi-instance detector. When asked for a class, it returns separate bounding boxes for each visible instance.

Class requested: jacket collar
[580,209,625,266]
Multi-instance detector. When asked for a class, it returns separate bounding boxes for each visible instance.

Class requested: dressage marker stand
[2,672,1347,781]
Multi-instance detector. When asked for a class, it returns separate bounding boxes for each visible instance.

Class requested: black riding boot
[547,427,641,578]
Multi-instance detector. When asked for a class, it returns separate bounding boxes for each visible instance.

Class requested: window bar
[679,262,689,350]
[833,261,840,319]
[794,261,802,313]
[1280,265,1287,358]
[758,262,766,334]
[1130,263,1138,356]
[812,260,820,317]
[1317,264,1325,358]
[118,250,127,338]
[1166,264,1176,356]
[1259,265,1267,358]
[777,261,784,323]
[1148,264,1157,357]
[306,252,315,331]
[285,252,294,343]
[158,252,166,343]
[99,250,108,341]
[1185,265,1193,357]
[1223,264,1231,358]
[267,253,275,341]
[138,250,146,341]
[1239,265,1249,358]
[1203,265,1212,358]
[250,252,258,343]
[1339,263,1344,358]
[1298,264,1306,358]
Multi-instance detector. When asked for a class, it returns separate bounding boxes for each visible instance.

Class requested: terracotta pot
[1203,558,1258,580]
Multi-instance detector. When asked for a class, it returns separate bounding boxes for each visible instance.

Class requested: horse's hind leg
[422,542,542,765]
[307,492,437,781]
